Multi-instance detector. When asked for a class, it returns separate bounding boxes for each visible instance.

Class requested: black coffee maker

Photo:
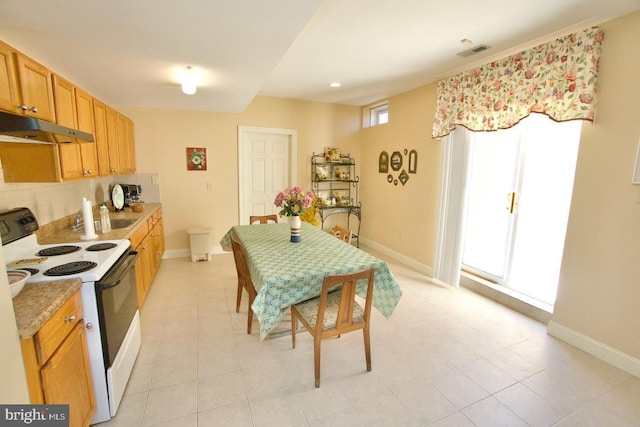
[119,184,142,207]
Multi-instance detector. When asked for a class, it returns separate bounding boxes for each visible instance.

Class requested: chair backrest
[230,235,256,297]
[315,268,374,335]
[331,224,353,244]
[249,214,278,224]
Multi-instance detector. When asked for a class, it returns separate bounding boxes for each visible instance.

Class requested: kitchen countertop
[12,279,83,339]
[38,203,161,244]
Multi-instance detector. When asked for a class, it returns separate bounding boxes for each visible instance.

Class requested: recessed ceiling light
[329,82,341,88]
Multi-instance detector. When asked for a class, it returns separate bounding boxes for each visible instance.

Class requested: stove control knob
[85,323,93,330]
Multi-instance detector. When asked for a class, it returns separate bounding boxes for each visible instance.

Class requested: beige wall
[117,96,361,251]
[359,84,441,266]
[551,11,640,358]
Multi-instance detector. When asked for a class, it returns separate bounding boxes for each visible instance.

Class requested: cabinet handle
[17,104,28,111]
[142,244,147,250]
[64,315,76,323]
[29,106,38,113]
[85,322,93,329]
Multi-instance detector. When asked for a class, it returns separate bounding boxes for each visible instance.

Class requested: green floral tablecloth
[220,223,403,340]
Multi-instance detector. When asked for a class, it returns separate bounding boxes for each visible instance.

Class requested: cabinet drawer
[130,221,149,248]
[35,291,83,365]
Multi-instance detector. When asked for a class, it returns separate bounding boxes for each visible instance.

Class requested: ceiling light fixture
[181,66,198,95]
[329,82,341,88]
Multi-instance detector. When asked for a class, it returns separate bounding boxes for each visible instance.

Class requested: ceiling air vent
[456,44,491,58]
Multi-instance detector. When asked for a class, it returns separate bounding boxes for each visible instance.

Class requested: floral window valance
[432,27,604,139]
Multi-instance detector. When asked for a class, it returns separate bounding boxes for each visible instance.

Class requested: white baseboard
[358,236,433,277]
[162,245,226,260]
[547,320,640,378]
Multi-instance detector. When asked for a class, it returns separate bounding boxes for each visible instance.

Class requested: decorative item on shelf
[325,147,340,162]
[315,166,328,181]
[186,147,207,170]
[274,186,315,243]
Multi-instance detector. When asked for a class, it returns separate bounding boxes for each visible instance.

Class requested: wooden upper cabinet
[52,75,98,179]
[125,115,136,174]
[52,74,82,180]
[93,98,112,176]
[0,40,20,113]
[14,52,55,122]
[105,105,121,174]
[76,87,98,177]
[116,112,136,174]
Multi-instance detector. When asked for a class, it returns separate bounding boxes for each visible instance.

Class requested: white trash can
[187,227,213,262]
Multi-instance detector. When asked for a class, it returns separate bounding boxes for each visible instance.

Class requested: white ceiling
[1,0,639,113]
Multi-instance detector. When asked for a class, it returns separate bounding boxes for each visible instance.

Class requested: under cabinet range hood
[0,111,94,144]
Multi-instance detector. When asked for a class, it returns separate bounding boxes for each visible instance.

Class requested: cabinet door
[125,116,136,173]
[0,41,20,113]
[15,52,55,122]
[134,252,146,308]
[40,322,96,427]
[76,87,98,177]
[93,98,112,176]
[52,75,83,180]
[139,233,154,293]
[113,113,136,174]
[105,105,121,174]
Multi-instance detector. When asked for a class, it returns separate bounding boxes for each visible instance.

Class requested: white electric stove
[1,207,140,424]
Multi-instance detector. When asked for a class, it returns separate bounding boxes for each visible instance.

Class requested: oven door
[95,249,139,368]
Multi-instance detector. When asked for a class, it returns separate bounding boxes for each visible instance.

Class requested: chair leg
[291,312,297,349]
[314,337,321,388]
[235,282,242,313]
[247,298,253,334]
[363,327,371,372]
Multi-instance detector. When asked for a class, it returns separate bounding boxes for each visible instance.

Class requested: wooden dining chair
[230,235,258,334]
[249,214,278,224]
[331,224,353,244]
[291,268,375,387]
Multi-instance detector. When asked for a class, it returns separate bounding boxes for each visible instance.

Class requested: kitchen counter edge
[12,279,83,339]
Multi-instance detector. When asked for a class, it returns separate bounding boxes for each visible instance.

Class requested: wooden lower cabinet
[20,290,95,427]
[131,207,165,308]
[41,322,95,427]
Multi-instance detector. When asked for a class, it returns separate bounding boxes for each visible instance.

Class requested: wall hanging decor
[382,148,418,186]
[390,151,403,171]
[186,147,207,170]
[379,151,389,173]
[408,150,418,173]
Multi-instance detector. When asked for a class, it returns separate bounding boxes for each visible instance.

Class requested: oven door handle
[98,251,139,291]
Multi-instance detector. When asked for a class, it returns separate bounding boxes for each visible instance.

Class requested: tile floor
[98,246,640,427]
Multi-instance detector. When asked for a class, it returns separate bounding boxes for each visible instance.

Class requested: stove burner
[37,245,81,257]
[44,261,97,277]
[18,267,39,275]
[86,243,117,252]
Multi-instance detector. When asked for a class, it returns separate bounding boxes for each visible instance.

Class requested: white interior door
[238,126,297,225]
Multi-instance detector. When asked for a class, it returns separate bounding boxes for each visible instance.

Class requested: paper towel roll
[80,197,98,240]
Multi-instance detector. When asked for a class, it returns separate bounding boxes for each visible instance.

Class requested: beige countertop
[12,279,83,339]
[38,203,161,244]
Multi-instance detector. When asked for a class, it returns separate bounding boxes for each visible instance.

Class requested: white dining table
[220,222,403,340]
